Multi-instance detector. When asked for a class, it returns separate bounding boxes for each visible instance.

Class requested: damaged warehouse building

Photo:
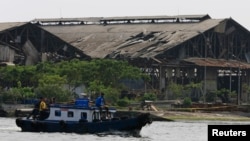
[0,14,250,104]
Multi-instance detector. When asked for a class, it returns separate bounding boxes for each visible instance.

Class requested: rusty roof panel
[183,58,250,69]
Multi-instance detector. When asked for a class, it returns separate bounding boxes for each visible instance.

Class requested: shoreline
[146,110,250,121]
[116,109,250,122]
[126,103,250,121]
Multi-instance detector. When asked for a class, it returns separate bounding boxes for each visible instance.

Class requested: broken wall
[22,40,40,65]
[0,45,15,62]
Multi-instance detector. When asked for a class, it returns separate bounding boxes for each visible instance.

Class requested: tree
[184,82,202,102]
[0,59,150,105]
[215,88,236,103]
[167,82,184,99]
[34,74,72,102]
[0,65,37,88]
[57,59,84,92]
[1,81,35,103]
[142,93,157,101]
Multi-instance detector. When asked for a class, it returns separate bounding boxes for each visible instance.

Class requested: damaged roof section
[1,14,249,68]
[38,15,225,59]
[0,22,90,65]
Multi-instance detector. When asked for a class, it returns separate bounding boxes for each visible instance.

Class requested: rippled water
[1,117,250,141]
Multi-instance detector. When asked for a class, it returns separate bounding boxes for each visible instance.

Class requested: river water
[1,117,250,141]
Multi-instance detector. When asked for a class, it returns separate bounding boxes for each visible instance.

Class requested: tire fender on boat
[59,120,66,129]
[31,121,38,129]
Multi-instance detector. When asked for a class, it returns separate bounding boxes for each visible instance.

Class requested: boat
[15,98,152,136]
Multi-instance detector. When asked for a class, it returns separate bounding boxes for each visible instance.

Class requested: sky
[1,0,250,30]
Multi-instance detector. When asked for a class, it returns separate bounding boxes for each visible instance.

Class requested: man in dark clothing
[27,98,41,119]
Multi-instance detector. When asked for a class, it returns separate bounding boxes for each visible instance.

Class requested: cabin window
[55,110,61,117]
[68,111,74,117]
[81,112,87,119]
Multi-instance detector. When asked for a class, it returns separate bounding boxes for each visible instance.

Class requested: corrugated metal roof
[183,57,250,69]
[40,18,225,59]
[31,15,210,23]
[102,14,210,21]
[31,17,103,23]
[0,22,27,33]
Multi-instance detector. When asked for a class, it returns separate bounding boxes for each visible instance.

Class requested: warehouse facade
[0,14,250,103]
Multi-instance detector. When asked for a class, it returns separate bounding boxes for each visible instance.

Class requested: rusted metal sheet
[0,45,15,62]
[183,58,250,69]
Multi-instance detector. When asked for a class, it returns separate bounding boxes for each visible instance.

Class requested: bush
[142,93,157,101]
[116,98,130,107]
[183,97,192,108]
[206,91,217,102]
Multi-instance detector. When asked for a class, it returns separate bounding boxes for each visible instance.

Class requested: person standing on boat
[39,97,48,111]
[39,97,49,120]
[95,93,109,118]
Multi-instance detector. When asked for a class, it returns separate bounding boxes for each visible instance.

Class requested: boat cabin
[46,98,116,122]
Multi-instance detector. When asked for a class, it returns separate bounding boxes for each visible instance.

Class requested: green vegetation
[142,93,157,101]
[166,80,240,106]
[214,88,236,103]
[117,97,131,107]
[1,81,35,103]
[182,97,192,108]
[0,59,149,105]
[1,59,245,107]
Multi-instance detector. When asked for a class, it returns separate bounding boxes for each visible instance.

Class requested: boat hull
[16,113,152,135]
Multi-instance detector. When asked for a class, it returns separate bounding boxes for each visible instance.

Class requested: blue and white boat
[15,98,152,135]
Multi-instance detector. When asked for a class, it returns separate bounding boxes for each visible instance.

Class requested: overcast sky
[1,0,249,30]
